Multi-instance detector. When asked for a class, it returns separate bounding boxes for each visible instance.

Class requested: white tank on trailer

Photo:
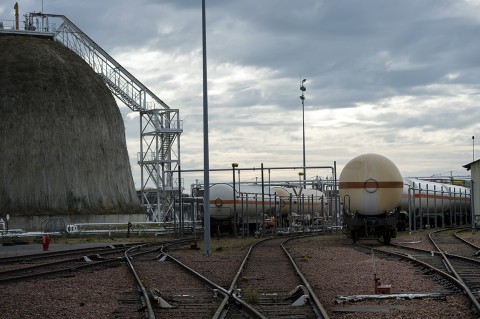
[339,154,403,216]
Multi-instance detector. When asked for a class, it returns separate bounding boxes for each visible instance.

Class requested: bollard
[42,234,50,251]
[127,222,132,238]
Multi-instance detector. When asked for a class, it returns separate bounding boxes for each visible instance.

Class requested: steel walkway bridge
[1,12,183,223]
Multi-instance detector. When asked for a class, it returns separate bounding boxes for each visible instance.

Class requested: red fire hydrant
[42,234,50,251]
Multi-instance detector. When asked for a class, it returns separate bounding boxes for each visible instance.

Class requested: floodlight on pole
[299,79,307,189]
[202,0,211,256]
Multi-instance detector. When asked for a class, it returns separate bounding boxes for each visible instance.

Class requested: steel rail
[358,243,466,291]
[124,245,155,319]
[453,228,480,251]
[222,237,271,319]
[428,229,480,314]
[159,243,267,319]
[282,237,330,319]
[227,237,271,295]
[158,240,231,318]
[0,256,123,284]
[226,235,329,318]
[375,230,480,314]
[0,244,135,283]
[0,243,137,264]
[120,239,197,319]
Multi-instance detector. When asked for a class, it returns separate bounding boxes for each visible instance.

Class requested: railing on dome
[0,12,183,224]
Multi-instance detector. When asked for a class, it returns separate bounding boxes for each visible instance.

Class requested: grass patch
[243,287,261,304]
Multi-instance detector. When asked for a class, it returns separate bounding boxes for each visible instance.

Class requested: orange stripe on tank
[339,181,403,188]
[401,193,469,201]
[209,200,276,205]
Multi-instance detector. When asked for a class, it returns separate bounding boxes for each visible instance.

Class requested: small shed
[463,160,480,227]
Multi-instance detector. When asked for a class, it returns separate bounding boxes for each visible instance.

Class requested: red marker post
[42,234,50,251]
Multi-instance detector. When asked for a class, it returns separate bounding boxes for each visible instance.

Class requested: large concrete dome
[0,36,141,217]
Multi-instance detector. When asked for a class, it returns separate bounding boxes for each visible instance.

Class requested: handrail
[30,12,170,112]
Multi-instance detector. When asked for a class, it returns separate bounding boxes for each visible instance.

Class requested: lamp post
[298,172,304,186]
[300,79,307,189]
[232,163,239,237]
[202,0,211,256]
[473,136,475,162]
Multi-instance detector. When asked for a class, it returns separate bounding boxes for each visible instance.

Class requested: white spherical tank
[339,154,403,216]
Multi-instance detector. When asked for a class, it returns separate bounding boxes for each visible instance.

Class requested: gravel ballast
[1,230,478,318]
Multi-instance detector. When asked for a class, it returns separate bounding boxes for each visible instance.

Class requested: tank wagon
[209,183,328,234]
[339,154,404,244]
[400,178,471,229]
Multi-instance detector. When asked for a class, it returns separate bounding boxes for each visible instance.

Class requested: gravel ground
[289,232,478,319]
[169,241,252,288]
[1,264,141,319]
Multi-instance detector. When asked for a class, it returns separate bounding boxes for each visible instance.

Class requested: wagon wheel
[383,232,391,245]
[351,230,359,243]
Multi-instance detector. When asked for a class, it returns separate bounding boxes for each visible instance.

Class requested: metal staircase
[21,12,183,223]
[99,74,142,111]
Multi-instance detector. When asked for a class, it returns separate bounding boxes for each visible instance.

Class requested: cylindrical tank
[401,177,470,213]
[209,183,328,222]
[209,183,275,221]
[273,187,327,217]
[339,154,403,216]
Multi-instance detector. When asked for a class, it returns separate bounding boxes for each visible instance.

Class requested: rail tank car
[209,183,327,234]
[400,178,471,228]
[274,186,328,225]
[339,153,403,244]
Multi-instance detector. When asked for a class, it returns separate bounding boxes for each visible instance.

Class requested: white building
[463,160,480,227]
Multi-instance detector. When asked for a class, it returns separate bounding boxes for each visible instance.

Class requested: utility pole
[300,79,307,188]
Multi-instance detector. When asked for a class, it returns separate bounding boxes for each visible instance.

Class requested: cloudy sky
[3,0,480,189]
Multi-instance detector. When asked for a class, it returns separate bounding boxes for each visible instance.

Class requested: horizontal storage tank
[209,183,328,222]
[209,183,278,220]
[339,154,403,216]
[401,177,470,213]
[273,186,327,216]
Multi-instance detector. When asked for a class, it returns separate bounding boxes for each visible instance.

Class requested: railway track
[0,243,136,267]
[431,228,480,257]
[125,239,232,319]
[0,245,129,283]
[2,232,477,317]
[428,229,480,313]
[0,239,207,318]
[226,236,329,319]
[359,228,480,315]
[123,235,329,318]
[125,238,266,318]
[0,241,147,318]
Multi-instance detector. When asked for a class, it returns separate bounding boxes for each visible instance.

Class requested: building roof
[463,159,480,171]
